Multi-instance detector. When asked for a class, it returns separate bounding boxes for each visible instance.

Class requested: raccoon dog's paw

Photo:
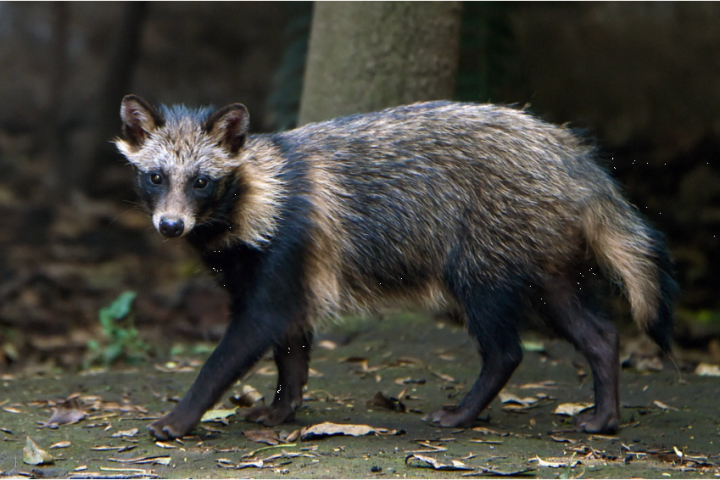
[148,412,197,440]
[424,406,476,428]
[243,405,296,426]
[573,410,619,434]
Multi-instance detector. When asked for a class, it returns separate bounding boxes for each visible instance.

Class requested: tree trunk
[298,1,462,125]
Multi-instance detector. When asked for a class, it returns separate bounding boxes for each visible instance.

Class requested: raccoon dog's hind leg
[244,327,313,426]
[426,279,525,428]
[539,275,620,434]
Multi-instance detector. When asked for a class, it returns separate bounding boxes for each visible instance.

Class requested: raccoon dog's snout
[159,217,185,238]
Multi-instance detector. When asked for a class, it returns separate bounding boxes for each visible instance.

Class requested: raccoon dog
[116,95,676,440]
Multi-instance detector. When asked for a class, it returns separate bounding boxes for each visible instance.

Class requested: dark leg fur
[540,276,620,434]
[244,328,313,426]
[426,282,524,428]
[148,314,285,440]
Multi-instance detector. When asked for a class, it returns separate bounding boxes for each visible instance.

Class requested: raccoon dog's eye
[150,173,163,185]
[194,177,208,189]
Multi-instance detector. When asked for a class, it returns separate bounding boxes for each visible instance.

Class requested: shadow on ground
[1,313,719,478]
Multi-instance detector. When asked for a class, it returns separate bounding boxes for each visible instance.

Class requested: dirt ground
[1,313,720,479]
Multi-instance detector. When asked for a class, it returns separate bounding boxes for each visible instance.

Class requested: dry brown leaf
[695,363,720,376]
[431,371,455,382]
[229,385,264,407]
[111,428,139,438]
[367,391,406,412]
[394,376,426,385]
[317,340,337,350]
[153,362,195,373]
[469,438,502,445]
[255,365,277,376]
[200,407,237,422]
[217,459,267,470]
[108,455,171,465]
[405,454,473,471]
[461,466,536,477]
[299,421,402,440]
[653,400,678,411]
[23,436,54,465]
[44,397,86,427]
[518,381,556,389]
[471,426,505,436]
[499,391,539,407]
[530,455,581,468]
[553,402,593,416]
[243,429,285,446]
[49,441,71,449]
[341,356,369,372]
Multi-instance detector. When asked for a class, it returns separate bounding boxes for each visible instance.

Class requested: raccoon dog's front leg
[243,328,313,426]
[148,313,280,440]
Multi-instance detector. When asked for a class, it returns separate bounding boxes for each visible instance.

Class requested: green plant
[85,291,149,368]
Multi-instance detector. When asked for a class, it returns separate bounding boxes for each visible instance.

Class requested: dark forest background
[0,2,718,371]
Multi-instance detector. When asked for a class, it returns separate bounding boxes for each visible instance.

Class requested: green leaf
[102,291,137,321]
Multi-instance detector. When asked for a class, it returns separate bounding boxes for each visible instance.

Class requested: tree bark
[298,1,462,125]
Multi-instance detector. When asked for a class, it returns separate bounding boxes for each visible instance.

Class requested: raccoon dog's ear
[203,104,250,154]
[120,95,165,147]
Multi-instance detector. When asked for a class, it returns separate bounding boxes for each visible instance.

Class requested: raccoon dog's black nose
[159,217,184,238]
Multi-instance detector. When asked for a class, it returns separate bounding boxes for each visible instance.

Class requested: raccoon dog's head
[115,95,249,239]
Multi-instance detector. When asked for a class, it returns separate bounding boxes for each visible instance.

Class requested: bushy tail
[582,197,678,351]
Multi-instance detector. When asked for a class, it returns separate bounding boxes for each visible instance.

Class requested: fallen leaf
[430,370,455,382]
[3,406,24,414]
[550,435,578,444]
[200,407,237,422]
[521,340,546,352]
[112,428,139,438]
[653,400,678,411]
[254,365,278,376]
[394,377,426,385]
[299,422,403,440]
[462,466,536,476]
[244,429,285,446]
[44,397,86,427]
[308,368,323,377]
[499,391,539,406]
[553,402,593,416]
[217,459,267,470]
[70,473,159,479]
[405,454,474,471]
[518,381,556,389]
[341,356,369,372]
[471,427,505,436]
[367,391,406,412]
[108,455,172,465]
[155,441,177,449]
[230,385,264,407]
[49,441,71,449]
[154,362,195,373]
[695,363,720,376]
[529,455,581,468]
[404,441,448,454]
[469,438,502,445]
[23,436,54,465]
[317,340,337,350]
